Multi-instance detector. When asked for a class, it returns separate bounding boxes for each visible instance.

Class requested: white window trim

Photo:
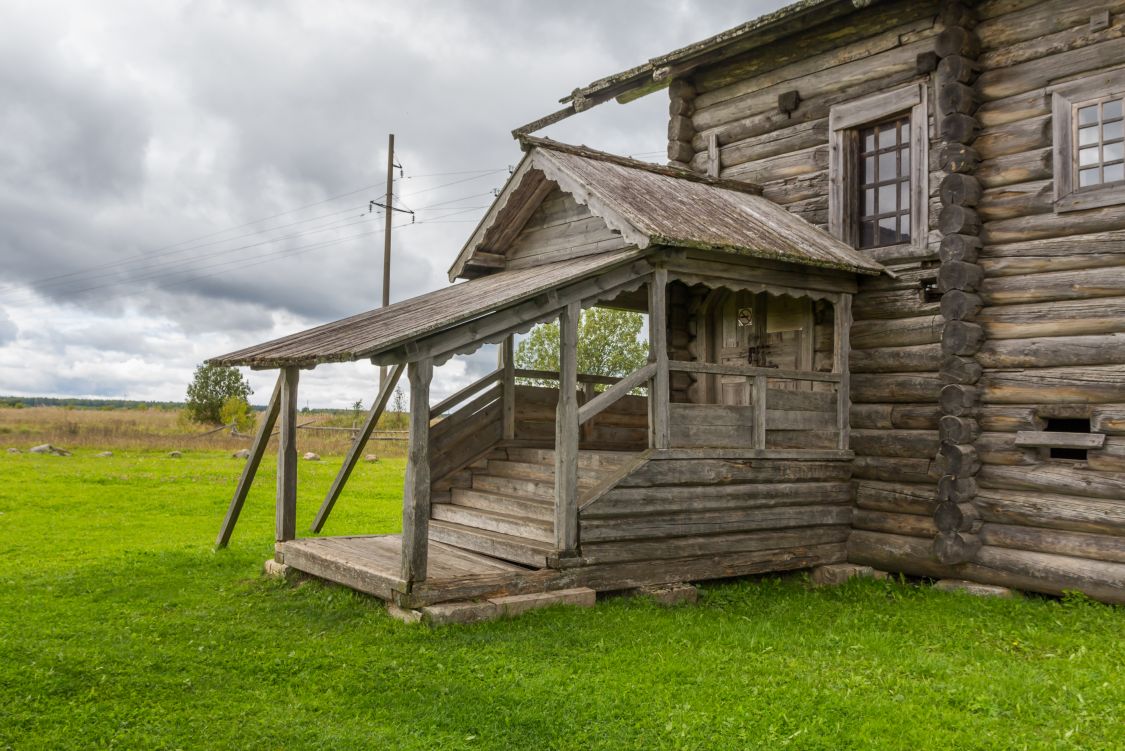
[828,83,929,256]
[1050,67,1125,213]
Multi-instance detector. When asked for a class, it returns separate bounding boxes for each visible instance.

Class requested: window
[829,84,928,258]
[1044,418,1092,461]
[858,117,912,248]
[1075,98,1124,188]
[1051,69,1125,212]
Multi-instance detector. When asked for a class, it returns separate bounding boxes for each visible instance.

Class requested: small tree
[392,386,406,429]
[184,364,253,425]
[219,395,256,433]
[515,307,648,387]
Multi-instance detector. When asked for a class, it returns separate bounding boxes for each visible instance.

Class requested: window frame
[1051,67,1125,213]
[829,83,929,258]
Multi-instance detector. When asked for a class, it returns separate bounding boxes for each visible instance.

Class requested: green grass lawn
[0,449,1122,750]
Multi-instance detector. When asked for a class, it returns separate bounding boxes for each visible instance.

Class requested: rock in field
[168,451,182,458]
[303,452,321,461]
[30,444,71,456]
[7,447,20,454]
[95,451,113,458]
[232,448,251,459]
[364,454,378,463]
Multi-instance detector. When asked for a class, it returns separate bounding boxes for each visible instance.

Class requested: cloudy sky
[0,0,787,407]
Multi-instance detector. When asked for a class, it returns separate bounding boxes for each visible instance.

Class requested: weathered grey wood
[311,362,405,534]
[215,375,282,549]
[500,335,515,440]
[855,480,939,516]
[276,366,299,543]
[584,480,850,517]
[1014,431,1106,450]
[581,526,849,565]
[650,268,670,449]
[752,375,768,449]
[577,363,656,426]
[429,368,501,418]
[853,508,937,539]
[555,302,580,556]
[834,294,852,450]
[668,359,841,383]
[979,523,1125,565]
[581,504,851,542]
[401,359,433,585]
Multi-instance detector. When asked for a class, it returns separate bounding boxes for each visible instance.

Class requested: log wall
[667,0,1125,603]
[578,456,852,567]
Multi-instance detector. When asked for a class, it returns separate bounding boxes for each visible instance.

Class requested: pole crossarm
[311,362,406,534]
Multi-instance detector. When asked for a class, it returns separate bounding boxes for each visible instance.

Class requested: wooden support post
[649,268,670,449]
[752,375,767,449]
[834,294,853,451]
[499,335,516,440]
[401,358,433,585]
[311,362,405,533]
[276,366,299,543]
[215,374,282,549]
[555,302,580,556]
[580,382,596,444]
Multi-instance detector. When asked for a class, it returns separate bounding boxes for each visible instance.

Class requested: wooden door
[713,290,764,405]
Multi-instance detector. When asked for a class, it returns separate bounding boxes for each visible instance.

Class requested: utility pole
[381,133,395,391]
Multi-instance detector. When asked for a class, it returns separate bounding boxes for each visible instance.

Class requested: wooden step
[431,503,554,543]
[486,459,612,485]
[472,473,556,500]
[428,520,552,568]
[504,447,636,471]
[450,487,554,521]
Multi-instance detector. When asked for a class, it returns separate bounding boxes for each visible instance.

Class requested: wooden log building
[213,0,1125,607]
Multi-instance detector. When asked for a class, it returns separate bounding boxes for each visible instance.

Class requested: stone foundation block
[263,559,294,579]
[489,587,596,617]
[422,600,500,626]
[386,603,423,624]
[810,563,887,587]
[639,583,699,606]
[934,579,1016,598]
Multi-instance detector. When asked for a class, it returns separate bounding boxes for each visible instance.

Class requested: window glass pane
[878,217,896,244]
[861,221,876,247]
[1105,142,1124,162]
[1079,147,1100,166]
[1104,99,1124,121]
[1105,121,1124,142]
[864,188,876,215]
[863,129,876,152]
[1080,167,1101,187]
[900,181,911,210]
[1106,163,1125,183]
[1078,105,1099,126]
[900,214,911,242]
[900,147,910,173]
[901,121,910,142]
[1079,126,1100,146]
[864,156,875,180]
[879,122,896,148]
[878,151,896,176]
[878,184,897,212]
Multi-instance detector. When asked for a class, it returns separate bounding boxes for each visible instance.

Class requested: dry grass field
[0,404,408,457]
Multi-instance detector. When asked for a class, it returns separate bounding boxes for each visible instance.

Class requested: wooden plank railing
[430,368,502,419]
[577,363,656,426]
[667,360,845,451]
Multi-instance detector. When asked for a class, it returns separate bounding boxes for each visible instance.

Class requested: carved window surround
[1051,67,1125,213]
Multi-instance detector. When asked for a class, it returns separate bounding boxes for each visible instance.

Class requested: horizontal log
[851,374,943,404]
[979,464,1125,501]
[933,531,981,564]
[852,429,939,459]
[976,89,1048,129]
[850,404,942,431]
[1091,406,1125,435]
[852,456,940,484]
[978,297,1125,339]
[581,504,851,542]
[977,334,1125,369]
[978,406,1045,433]
[977,179,1053,222]
[980,267,1125,305]
[1015,431,1105,449]
[583,481,852,518]
[976,147,1052,189]
[847,530,961,579]
[971,546,1125,605]
[855,480,938,515]
[980,366,1125,404]
[975,431,1040,466]
[853,508,937,538]
[975,488,1125,536]
[853,289,940,320]
[851,315,944,349]
[984,204,1125,246]
[974,115,1049,161]
[981,253,1125,278]
[618,459,852,488]
[976,36,1125,102]
[850,343,943,373]
[979,228,1125,259]
[979,523,1125,565]
[579,525,851,565]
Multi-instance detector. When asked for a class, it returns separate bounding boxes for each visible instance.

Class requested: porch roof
[451,138,885,280]
[209,250,645,369]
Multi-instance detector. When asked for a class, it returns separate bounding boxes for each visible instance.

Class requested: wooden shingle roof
[450,137,884,279]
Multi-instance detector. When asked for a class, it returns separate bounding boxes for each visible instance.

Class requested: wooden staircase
[429,447,634,568]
